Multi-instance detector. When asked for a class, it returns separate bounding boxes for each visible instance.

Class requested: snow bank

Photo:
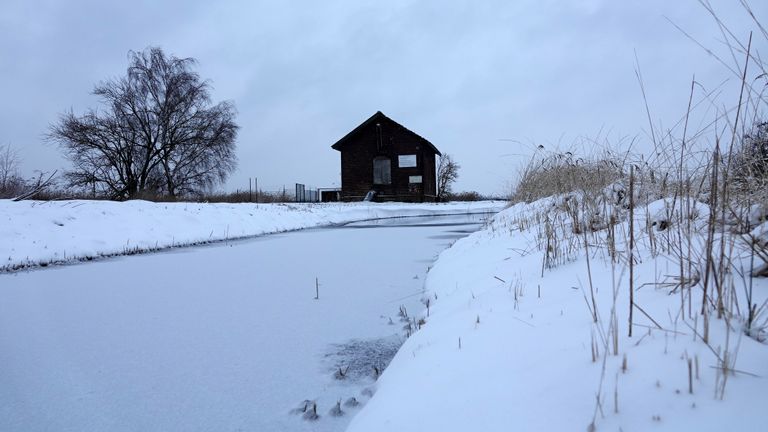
[0,199,505,271]
[347,199,768,431]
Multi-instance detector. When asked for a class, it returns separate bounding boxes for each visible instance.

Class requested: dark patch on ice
[427,233,467,240]
[289,399,313,415]
[328,400,345,417]
[340,213,492,229]
[325,335,404,382]
[345,221,482,229]
[302,405,320,421]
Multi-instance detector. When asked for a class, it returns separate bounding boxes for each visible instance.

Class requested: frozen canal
[0,213,488,432]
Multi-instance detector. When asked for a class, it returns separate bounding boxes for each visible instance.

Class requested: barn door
[373,157,391,184]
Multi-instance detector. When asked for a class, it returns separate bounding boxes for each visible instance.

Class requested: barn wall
[338,117,438,202]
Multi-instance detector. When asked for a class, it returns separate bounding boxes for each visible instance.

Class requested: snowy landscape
[1,196,766,431]
[0,201,502,431]
[348,195,768,431]
[2,1,766,431]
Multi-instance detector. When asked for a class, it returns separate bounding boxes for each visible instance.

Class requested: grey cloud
[0,0,764,195]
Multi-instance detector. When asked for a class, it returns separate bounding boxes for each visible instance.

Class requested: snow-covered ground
[347,198,768,431]
[0,199,503,271]
[3,197,766,431]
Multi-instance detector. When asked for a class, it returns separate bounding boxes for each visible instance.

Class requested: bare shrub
[445,191,484,201]
[199,189,294,203]
[731,121,768,205]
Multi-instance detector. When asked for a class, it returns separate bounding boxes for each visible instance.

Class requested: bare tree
[0,143,25,198]
[436,154,460,202]
[48,47,238,200]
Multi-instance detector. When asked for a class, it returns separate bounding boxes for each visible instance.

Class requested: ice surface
[0,212,491,432]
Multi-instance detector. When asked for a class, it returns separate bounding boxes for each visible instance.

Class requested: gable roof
[331,111,441,156]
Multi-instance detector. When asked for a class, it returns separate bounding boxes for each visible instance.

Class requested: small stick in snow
[329,399,344,417]
[688,358,694,394]
[629,164,635,337]
[614,373,619,414]
[314,277,319,300]
[302,402,319,421]
[694,355,699,380]
[632,302,663,329]
[583,229,598,323]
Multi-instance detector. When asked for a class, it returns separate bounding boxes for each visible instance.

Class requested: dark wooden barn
[331,111,441,202]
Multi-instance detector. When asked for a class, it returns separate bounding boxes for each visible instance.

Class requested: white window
[373,157,391,184]
[398,154,417,168]
[409,175,423,184]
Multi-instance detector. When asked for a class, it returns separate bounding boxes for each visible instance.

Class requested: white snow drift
[0,199,503,271]
[347,198,768,432]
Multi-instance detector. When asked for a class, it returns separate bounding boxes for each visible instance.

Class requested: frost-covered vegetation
[347,151,768,430]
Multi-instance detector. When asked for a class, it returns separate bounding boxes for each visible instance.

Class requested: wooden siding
[333,112,440,202]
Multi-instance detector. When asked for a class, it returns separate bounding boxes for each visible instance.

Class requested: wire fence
[220,180,338,203]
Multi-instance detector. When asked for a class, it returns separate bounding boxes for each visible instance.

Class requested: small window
[398,155,417,168]
[409,175,423,184]
[373,157,391,185]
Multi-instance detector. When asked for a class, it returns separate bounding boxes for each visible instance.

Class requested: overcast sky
[1,0,764,195]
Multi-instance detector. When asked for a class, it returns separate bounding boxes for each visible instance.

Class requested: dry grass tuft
[510,150,625,205]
